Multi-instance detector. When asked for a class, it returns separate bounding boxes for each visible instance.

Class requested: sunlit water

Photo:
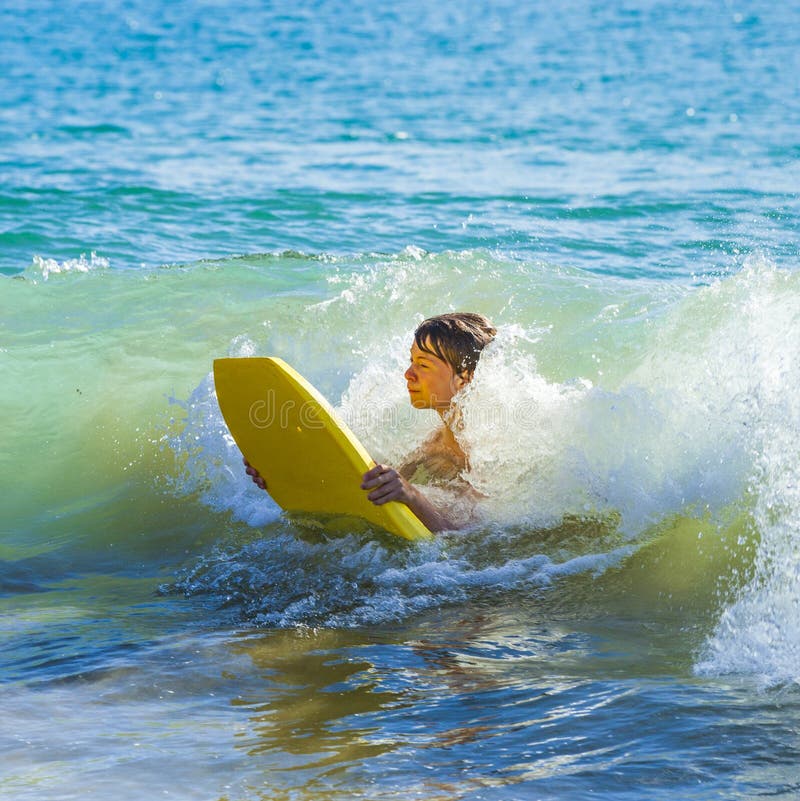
[3,2,800,799]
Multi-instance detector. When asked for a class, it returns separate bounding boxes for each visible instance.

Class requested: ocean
[3,1,800,798]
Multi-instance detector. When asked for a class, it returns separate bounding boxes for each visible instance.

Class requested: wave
[162,253,798,681]
[5,246,800,683]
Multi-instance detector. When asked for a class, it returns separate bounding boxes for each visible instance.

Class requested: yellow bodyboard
[213,357,432,542]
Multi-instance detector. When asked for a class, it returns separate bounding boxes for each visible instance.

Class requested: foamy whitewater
[3,1,800,798]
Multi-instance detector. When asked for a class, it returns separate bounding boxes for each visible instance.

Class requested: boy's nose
[404,365,415,381]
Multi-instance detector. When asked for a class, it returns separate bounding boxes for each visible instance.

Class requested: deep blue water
[2,1,799,277]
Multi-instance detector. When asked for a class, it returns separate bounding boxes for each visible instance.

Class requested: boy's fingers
[367,482,390,499]
[361,464,391,488]
[367,473,403,503]
[368,487,393,503]
[362,464,384,482]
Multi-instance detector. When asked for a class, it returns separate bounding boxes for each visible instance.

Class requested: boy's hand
[243,457,267,490]
[361,464,412,506]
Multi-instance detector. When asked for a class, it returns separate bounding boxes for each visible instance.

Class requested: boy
[246,312,496,531]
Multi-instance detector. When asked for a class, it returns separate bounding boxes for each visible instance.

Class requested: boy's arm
[247,457,462,532]
[361,464,461,532]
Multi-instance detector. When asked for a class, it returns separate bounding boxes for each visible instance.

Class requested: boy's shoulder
[400,430,465,485]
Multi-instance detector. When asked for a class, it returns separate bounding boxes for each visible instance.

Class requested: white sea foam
[166,335,280,528]
[28,251,109,281]
[335,293,751,536]
[694,257,800,686]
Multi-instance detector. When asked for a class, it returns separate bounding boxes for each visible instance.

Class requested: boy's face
[404,339,466,411]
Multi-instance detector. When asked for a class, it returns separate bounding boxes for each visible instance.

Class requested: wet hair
[414,312,496,377]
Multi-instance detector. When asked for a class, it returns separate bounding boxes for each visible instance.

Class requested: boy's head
[413,313,496,380]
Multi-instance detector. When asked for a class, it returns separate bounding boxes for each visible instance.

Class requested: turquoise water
[3,2,800,799]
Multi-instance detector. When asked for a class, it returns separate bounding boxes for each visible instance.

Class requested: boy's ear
[455,370,472,388]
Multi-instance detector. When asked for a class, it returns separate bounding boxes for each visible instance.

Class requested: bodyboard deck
[213,357,432,542]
